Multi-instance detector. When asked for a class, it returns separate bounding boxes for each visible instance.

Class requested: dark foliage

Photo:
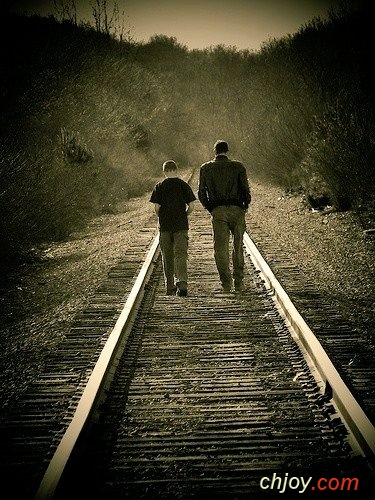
[1,2,374,271]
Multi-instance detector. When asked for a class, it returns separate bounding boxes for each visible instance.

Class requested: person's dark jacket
[198,155,251,212]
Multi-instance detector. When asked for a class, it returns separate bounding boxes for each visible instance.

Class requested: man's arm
[239,166,251,209]
[198,167,211,211]
[186,200,195,215]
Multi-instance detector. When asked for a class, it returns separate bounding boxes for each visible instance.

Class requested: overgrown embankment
[1,3,374,272]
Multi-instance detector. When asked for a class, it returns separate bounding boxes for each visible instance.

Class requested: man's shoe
[234,280,244,292]
[166,287,177,296]
[176,288,188,297]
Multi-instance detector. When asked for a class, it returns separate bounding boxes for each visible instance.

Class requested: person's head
[214,140,229,155]
[163,159,178,176]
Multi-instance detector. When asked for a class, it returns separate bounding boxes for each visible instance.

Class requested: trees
[1,2,373,269]
[90,0,128,40]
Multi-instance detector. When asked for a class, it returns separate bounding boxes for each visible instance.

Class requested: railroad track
[1,170,374,499]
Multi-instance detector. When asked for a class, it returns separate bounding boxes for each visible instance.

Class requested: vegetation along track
[1,170,374,499]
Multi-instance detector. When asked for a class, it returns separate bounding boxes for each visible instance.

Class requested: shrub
[302,102,375,210]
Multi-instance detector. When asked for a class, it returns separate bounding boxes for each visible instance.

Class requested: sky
[6,0,345,52]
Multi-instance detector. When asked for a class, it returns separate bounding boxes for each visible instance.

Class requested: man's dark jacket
[198,154,251,213]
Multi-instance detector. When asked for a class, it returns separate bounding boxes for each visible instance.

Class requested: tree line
[0,1,374,272]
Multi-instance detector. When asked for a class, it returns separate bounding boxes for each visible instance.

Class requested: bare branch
[53,0,77,25]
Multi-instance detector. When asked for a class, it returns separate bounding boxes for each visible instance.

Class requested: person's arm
[239,166,251,210]
[152,202,161,216]
[186,200,195,215]
[198,167,211,211]
[150,183,161,216]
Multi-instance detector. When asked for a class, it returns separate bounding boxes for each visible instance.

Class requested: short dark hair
[163,160,177,172]
[214,140,228,154]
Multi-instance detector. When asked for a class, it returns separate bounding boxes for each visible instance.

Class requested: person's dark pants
[211,206,246,290]
[159,230,189,292]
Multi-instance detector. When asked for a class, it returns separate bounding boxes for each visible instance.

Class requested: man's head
[163,160,177,173]
[214,140,229,155]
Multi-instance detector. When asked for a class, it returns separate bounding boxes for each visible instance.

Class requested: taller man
[198,140,251,293]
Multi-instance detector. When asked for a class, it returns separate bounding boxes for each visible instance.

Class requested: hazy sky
[7,0,344,51]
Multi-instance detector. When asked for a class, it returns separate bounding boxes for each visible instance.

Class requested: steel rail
[35,168,194,499]
[34,234,161,500]
[34,222,375,499]
[243,231,375,462]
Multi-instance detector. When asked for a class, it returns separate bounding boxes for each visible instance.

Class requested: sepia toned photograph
[1,1,374,497]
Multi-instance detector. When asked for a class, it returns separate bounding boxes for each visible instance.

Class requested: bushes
[0,123,157,272]
[1,4,374,270]
[302,102,375,210]
[235,2,375,211]
[0,134,94,267]
[0,15,167,269]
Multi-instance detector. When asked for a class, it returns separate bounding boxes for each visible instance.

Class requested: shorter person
[150,160,196,296]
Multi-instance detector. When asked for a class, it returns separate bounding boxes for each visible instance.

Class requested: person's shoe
[221,286,232,294]
[166,287,177,296]
[176,281,188,297]
[234,281,245,292]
